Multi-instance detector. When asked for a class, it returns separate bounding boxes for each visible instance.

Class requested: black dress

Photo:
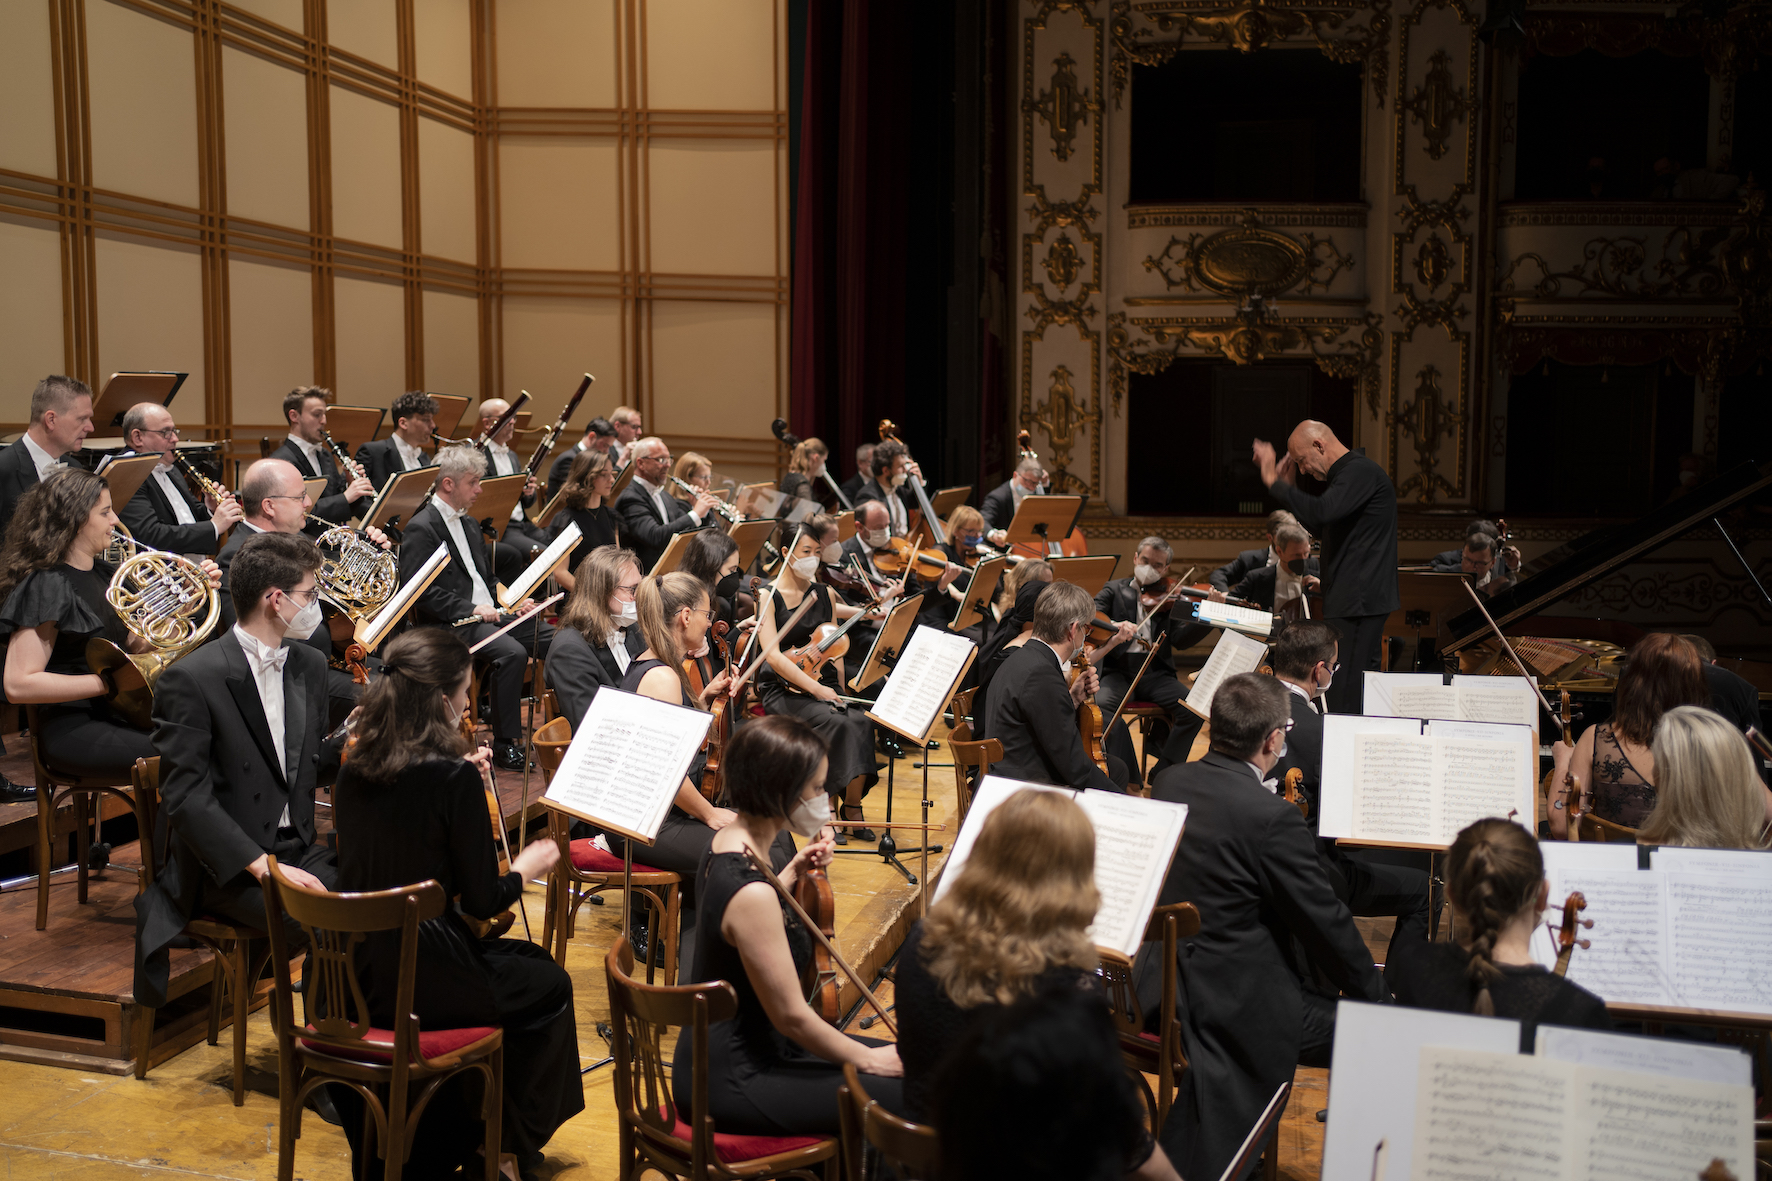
[755,584,876,797]
[562,503,619,572]
[673,850,901,1134]
[0,563,155,777]
[1589,723,1658,829]
[332,757,582,1171]
[1389,940,1612,1051]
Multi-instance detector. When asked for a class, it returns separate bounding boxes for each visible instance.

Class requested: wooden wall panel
[647,140,776,277]
[501,297,625,420]
[221,46,310,230]
[492,0,619,109]
[229,256,314,427]
[424,288,481,397]
[326,0,399,69]
[418,115,477,263]
[230,0,304,31]
[85,1,199,209]
[643,0,776,110]
[0,218,67,400]
[0,1,57,178]
[95,236,206,413]
[414,0,474,99]
[498,139,621,272]
[329,84,404,248]
[650,300,777,480]
[333,275,407,401]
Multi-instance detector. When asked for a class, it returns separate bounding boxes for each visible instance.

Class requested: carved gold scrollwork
[1027,364,1098,490]
[1415,235,1451,292]
[1026,52,1101,162]
[1044,232,1083,289]
[1500,227,1731,300]
[1142,210,1354,298]
[1387,363,1458,504]
[1399,49,1472,161]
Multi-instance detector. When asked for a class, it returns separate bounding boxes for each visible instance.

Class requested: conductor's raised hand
[1252,438,1279,486]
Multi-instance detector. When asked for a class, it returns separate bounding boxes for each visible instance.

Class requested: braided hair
[1445,818,1544,1016]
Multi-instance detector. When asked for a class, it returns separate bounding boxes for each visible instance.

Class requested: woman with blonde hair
[779,437,836,510]
[895,789,1179,1178]
[1638,705,1772,849]
[545,545,644,728]
[668,451,715,506]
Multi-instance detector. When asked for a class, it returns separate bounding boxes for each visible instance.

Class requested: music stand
[1002,494,1086,558]
[950,556,1005,633]
[1048,555,1120,598]
[470,473,529,541]
[93,454,164,510]
[851,593,924,692]
[1384,571,1474,673]
[728,518,780,570]
[736,482,778,517]
[500,522,581,610]
[532,487,568,531]
[92,372,186,431]
[356,546,452,652]
[513,410,533,431]
[608,459,637,501]
[929,485,972,520]
[301,476,330,506]
[833,510,856,541]
[361,466,438,532]
[427,394,473,443]
[323,406,385,456]
[648,525,714,576]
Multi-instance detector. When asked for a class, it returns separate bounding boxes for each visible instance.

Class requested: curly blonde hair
[920,790,1100,1008]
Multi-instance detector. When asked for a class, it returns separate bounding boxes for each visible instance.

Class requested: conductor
[1252,421,1397,714]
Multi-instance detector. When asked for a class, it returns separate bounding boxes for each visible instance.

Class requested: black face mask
[715,570,742,602]
[1287,558,1307,576]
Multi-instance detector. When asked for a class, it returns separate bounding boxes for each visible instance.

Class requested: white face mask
[1132,563,1162,586]
[443,694,462,727]
[612,598,638,627]
[821,542,843,564]
[863,527,890,549]
[791,555,820,580]
[278,592,323,640]
[788,793,831,838]
[1315,666,1334,698]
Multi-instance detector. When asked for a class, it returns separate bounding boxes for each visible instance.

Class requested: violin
[685,620,733,802]
[1551,891,1592,977]
[784,595,879,679]
[1282,767,1309,818]
[1070,647,1109,776]
[460,706,519,940]
[873,535,957,581]
[794,864,841,1023]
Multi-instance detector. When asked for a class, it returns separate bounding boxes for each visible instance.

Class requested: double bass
[877,420,948,545]
[1005,430,1087,559]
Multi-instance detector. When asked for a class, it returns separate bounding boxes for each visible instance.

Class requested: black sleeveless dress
[672,850,902,1135]
[755,584,877,796]
[1590,722,1657,829]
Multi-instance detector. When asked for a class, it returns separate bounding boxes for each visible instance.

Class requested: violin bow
[727,588,817,698]
[1456,578,1566,741]
[741,846,897,1036]
[468,593,563,654]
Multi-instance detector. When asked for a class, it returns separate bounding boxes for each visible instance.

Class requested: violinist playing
[982,454,1048,545]
[934,505,990,642]
[1218,523,1320,617]
[1093,536,1200,788]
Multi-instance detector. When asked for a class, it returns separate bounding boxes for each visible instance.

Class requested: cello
[877,419,948,545]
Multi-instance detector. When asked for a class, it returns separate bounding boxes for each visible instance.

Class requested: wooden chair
[605,938,838,1180]
[945,722,1002,826]
[130,757,270,1105]
[945,685,977,730]
[264,862,504,1181]
[1575,812,1640,842]
[1099,901,1202,1131]
[27,704,148,931]
[1118,701,1170,784]
[838,1063,938,1181]
[533,717,683,980]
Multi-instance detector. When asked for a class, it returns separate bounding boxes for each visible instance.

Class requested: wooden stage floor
[0,718,1370,1179]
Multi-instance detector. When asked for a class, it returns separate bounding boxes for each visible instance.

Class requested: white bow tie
[257,646,289,674]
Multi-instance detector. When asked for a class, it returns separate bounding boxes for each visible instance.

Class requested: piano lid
[1442,459,1772,655]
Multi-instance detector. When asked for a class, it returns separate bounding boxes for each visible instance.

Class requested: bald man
[1252,422,1397,713]
[119,401,245,554]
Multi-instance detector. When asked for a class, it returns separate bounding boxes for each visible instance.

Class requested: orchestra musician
[681,715,902,1135]
[613,438,721,572]
[1389,819,1608,1049]
[972,563,1055,707]
[0,469,219,787]
[116,402,243,555]
[1636,706,1772,847]
[607,405,643,467]
[1429,519,1519,576]
[546,415,616,502]
[1207,509,1296,593]
[842,499,960,639]
[1217,522,1320,614]
[933,505,988,641]
[838,442,874,508]
[353,391,436,491]
[981,454,1048,544]
[133,531,341,1009]
[1253,421,1399,714]
[0,376,94,539]
[1430,530,1512,597]
[1680,634,1767,760]
[328,627,579,1178]
[981,580,1127,793]
[476,397,551,556]
[548,448,620,594]
[545,546,646,729]
[852,438,917,539]
[754,520,885,840]
[1093,536,1197,787]
[270,387,376,532]
[1149,671,1384,1181]
[779,436,835,510]
[669,451,715,506]
[397,446,554,771]
[680,527,747,631]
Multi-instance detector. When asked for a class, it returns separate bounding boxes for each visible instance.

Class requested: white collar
[1032,638,1066,672]
[635,474,664,496]
[392,434,424,463]
[1244,760,1271,785]
[286,432,321,456]
[21,431,60,475]
[232,623,285,666]
[437,498,471,524]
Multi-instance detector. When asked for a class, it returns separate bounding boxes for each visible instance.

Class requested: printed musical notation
[1345,733,1521,845]
[867,625,975,744]
[543,689,711,843]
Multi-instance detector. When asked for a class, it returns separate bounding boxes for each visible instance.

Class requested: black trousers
[462,614,556,743]
[1325,613,1386,714]
[199,833,339,943]
[1097,665,1187,785]
[1323,846,1430,980]
[38,704,155,781]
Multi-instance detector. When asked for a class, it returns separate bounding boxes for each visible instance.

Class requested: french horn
[311,520,398,620]
[87,531,221,729]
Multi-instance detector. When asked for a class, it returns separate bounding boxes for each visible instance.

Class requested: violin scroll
[1551,891,1592,977]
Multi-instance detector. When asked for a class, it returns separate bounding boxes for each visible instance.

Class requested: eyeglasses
[282,586,321,606]
[1275,718,1296,735]
[614,583,640,598]
[691,607,717,622]
[262,493,311,505]
[140,426,179,439]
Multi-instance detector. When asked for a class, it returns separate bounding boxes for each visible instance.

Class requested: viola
[1282,767,1309,818]
[794,864,841,1023]
[1070,647,1109,776]
[871,536,956,581]
[685,620,733,802]
[1551,891,1592,977]
[460,706,519,940]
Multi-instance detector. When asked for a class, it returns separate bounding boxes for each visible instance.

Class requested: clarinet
[321,429,366,481]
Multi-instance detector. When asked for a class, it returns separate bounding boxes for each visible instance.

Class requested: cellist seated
[682,715,905,1134]
[980,580,1128,792]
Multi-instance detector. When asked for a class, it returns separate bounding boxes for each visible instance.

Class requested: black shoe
[833,828,849,846]
[492,740,527,771]
[841,804,875,843]
[306,1084,344,1126]
[629,920,652,964]
[877,732,905,758]
[0,776,36,804]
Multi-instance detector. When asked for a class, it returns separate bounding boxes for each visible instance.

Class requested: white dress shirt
[607,628,632,676]
[233,624,292,826]
[392,433,426,471]
[635,475,702,526]
[881,482,908,536]
[22,431,62,479]
[1274,563,1304,613]
[437,500,496,609]
[1282,677,1324,716]
[487,442,526,522]
[285,433,324,475]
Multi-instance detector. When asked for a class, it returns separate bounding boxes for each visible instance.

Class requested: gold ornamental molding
[1498,202,1742,229]
[1108,0,1393,107]
[1025,51,1101,162]
[1127,203,1368,229]
[1398,48,1472,161]
[1142,210,1354,298]
[1387,362,1460,503]
[1499,228,1731,301]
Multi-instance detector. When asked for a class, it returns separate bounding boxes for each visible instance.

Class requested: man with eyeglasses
[614,436,721,572]
[117,401,244,555]
[1149,671,1384,1181]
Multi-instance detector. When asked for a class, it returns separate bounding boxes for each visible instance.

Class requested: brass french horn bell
[87,530,221,729]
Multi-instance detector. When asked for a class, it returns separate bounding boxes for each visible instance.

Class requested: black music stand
[1002,494,1086,558]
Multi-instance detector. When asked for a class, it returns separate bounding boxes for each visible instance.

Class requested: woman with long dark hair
[331,627,578,1179]
[550,448,619,592]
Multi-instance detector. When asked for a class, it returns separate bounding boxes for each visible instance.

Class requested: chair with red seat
[1098,901,1201,1130]
[264,861,504,1181]
[605,937,838,1181]
[532,717,683,981]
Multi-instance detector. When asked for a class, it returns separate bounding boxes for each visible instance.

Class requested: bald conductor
[1252,422,1398,713]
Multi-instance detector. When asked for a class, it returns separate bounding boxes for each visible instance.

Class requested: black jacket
[1150,751,1384,1181]
[981,639,1119,794]
[615,479,699,572]
[269,437,365,528]
[980,480,1017,532]
[135,631,341,1006]
[1267,449,1399,618]
[1231,559,1320,612]
[1429,547,1462,568]
[545,625,648,729]
[547,441,588,499]
[478,441,537,510]
[355,436,430,494]
[117,462,221,555]
[398,502,499,628]
[838,469,869,506]
[1094,577,1182,680]
[851,476,916,526]
[1209,547,1271,592]
[1271,687,1326,826]
[0,438,52,539]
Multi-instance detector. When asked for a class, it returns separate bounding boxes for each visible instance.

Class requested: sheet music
[1192,599,1273,635]
[1664,872,1772,1014]
[1649,846,1772,874]
[1535,1026,1752,1088]
[1572,1066,1753,1181]
[1184,629,1268,718]
[362,545,449,647]
[1411,1045,1572,1181]
[1361,671,1446,717]
[931,777,1069,905]
[500,520,580,608]
[1435,739,1526,841]
[1553,868,1672,1005]
[1391,685,1461,721]
[1451,675,1542,729]
[1350,735,1436,841]
[541,688,711,844]
[865,625,974,743]
[1073,791,1188,958]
